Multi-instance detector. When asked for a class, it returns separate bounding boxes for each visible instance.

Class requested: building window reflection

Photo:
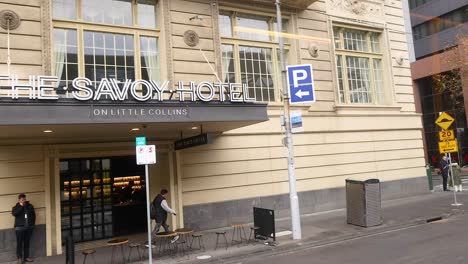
[333,26,387,104]
[52,0,160,99]
[53,29,78,95]
[418,71,467,166]
[137,0,158,29]
[140,36,160,81]
[53,0,76,20]
[82,0,133,26]
[412,7,468,40]
[84,32,135,86]
[219,10,289,102]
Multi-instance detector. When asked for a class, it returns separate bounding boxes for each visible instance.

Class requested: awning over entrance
[0,100,268,145]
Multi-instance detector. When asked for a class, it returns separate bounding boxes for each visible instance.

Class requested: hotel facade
[0,0,426,260]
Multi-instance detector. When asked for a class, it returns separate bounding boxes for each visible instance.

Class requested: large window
[52,0,159,98]
[333,26,386,104]
[408,0,432,9]
[219,11,288,102]
[83,32,136,88]
[53,29,78,94]
[418,72,467,167]
[412,7,468,40]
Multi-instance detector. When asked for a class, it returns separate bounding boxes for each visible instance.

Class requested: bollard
[426,164,434,192]
[65,234,75,264]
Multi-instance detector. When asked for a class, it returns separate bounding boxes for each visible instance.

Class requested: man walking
[12,194,36,263]
[152,189,178,242]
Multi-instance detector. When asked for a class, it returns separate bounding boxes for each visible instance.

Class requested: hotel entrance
[0,101,267,255]
[60,156,147,242]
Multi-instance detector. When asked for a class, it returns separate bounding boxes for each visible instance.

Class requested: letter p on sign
[287,64,316,104]
[292,69,308,88]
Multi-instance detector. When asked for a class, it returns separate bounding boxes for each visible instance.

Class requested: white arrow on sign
[295,90,310,98]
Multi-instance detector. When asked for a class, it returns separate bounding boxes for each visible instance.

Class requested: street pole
[456,128,463,166]
[144,164,153,263]
[276,0,302,240]
[448,153,462,206]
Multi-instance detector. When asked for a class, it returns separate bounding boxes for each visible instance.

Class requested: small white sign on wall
[136,145,157,165]
[291,110,304,133]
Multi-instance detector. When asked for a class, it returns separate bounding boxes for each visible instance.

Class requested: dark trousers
[16,229,32,259]
[154,219,170,233]
[442,173,448,190]
[152,216,170,239]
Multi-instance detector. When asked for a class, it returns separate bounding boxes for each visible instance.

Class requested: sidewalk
[6,191,468,264]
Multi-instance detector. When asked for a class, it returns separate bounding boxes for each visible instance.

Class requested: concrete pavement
[243,210,468,264]
[4,188,468,264]
[190,191,468,264]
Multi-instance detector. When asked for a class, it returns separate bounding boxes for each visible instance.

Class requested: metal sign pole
[144,164,153,263]
[276,0,302,240]
[448,153,462,206]
[436,113,461,207]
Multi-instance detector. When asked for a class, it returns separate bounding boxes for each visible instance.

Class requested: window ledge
[246,0,320,9]
[267,102,311,110]
[334,104,403,112]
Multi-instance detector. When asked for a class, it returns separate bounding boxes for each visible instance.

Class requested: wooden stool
[189,233,205,251]
[231,224,248,246]
[174,228,194,251]
[82,249,96,264]
[107,238,128,264]
[155,231,178,254]
[248,226,261,244]
[215,231,228,250]
[127,243,142,262]
[175,240,187,257]
[141,242,156,258]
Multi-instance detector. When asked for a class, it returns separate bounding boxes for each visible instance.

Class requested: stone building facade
[0,0,425,260]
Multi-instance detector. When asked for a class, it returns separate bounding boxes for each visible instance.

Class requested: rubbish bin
[346,179,382,227]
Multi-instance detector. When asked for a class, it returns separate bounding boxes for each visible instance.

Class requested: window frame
[219,8,290,103]
[52,0,160,88]
[333,25,388,105]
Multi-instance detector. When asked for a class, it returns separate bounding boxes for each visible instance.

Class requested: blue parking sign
[287,64,316,104]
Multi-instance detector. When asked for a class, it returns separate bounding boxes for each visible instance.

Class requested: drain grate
[426,216,443,223]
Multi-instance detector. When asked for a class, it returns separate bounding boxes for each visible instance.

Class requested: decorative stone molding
[184,30,200,47]
[162,0,175,91]
[211,0,224,83]
[308,43,319,58]
[327,0,384,20]
[0,10,20,30]
[330,0,382,15]
[41,0,53,75]
[395,55,404,65]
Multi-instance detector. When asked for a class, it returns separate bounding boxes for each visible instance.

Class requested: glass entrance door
[60,156,147,243]
[60,158,113,242]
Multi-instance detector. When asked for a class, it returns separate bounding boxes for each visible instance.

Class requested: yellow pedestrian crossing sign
[438,139,458,154]
[435,112,455,130]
